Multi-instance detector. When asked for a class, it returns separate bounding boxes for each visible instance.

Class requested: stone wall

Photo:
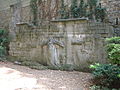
[0,9,11,28]
[0,0,30,11]
[101,0,120,36]
[101,0,120,25]
[0,0,114,68]
[0,0,31,28]
[0,0,119,27]
[0,0,101,28]
[9,19,113,67]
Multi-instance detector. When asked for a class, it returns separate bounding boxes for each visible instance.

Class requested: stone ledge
[51,18,88,22]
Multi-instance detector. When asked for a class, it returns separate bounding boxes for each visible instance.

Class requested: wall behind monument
[9,19,113,67]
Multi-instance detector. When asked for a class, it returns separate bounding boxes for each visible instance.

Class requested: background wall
[9,19,113,67]
[0,0,30,11]
[0,0,115,68]
[101,0,120,25]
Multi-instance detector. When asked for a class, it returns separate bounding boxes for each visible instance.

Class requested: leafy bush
[90,85,119,90]
[106,37,120,65]
[90,63,120,88]
[0,29,9,57]
[0,46,6,57]
[106,44,120,64]
[90,37,120,89]
[106,37,120,44]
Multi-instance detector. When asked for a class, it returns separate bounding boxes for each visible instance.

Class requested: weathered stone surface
[101,0,120,25]
[0,0,114,68]
[8,19,113,68]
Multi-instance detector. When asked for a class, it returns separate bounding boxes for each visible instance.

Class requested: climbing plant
[95,3,106,22]
[79,0,88,17]
[0,29,9,58]
[60,0,106,22]
[70,0,79,18]
[87,0,106,21]
[30,0,60,24]
[59,0,69,19]
[30,0,38,25]
[30,0,106,22]
[87,0,98,20]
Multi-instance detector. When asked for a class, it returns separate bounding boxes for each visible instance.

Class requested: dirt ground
[0,61,93,90]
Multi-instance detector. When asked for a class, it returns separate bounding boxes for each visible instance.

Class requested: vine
[60,0,106,22]
[79,0,88,17]
[0,29,9,58]
[59,0,69,19]
[30,0,106,22]
[87,0,106,21]
[95,3,106,22]
[30,0,59,24]
[70,0,79,18]
[30,0,38,25]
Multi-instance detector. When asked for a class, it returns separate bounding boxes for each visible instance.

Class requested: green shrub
[90,85,119,90]
[0,29,9,58]
[107,44,120,64]
[106,37,120,44]
[0,46,6,57]
[90,63,120,88]
[106,37,120,65]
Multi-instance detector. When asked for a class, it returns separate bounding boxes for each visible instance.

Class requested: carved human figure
[42,38,64,66]
[48,40,60,66]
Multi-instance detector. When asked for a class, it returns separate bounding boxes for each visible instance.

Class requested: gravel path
[0,62,92,90]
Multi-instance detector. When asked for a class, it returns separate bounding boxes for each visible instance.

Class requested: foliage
[60,0,106,22]
[79,0,88,17]
[90,85,119,90]
[87,0,98,19]
[0,46,6,57]
[106,37,120,44]
[90,63,120,88]
[59,0,69,19]
[70,0,79,18]
[30,0,106,22]
[0,29,9,58]
[95,4,106,22]
[106,44,120,64]
[88,0,98,7]
[30,0,38,25]
[70,0,87,18]
[30,0,59,24]
[106,37,120,65]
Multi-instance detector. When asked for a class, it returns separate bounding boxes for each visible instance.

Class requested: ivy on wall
[30,0,106,23]
[60,0,106,22]
[30,0,60,25]
[30,0,38,25]
[70,0,79,18]
[95,3,106,22]
[59,0,69,19]
[0,29,9,58]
